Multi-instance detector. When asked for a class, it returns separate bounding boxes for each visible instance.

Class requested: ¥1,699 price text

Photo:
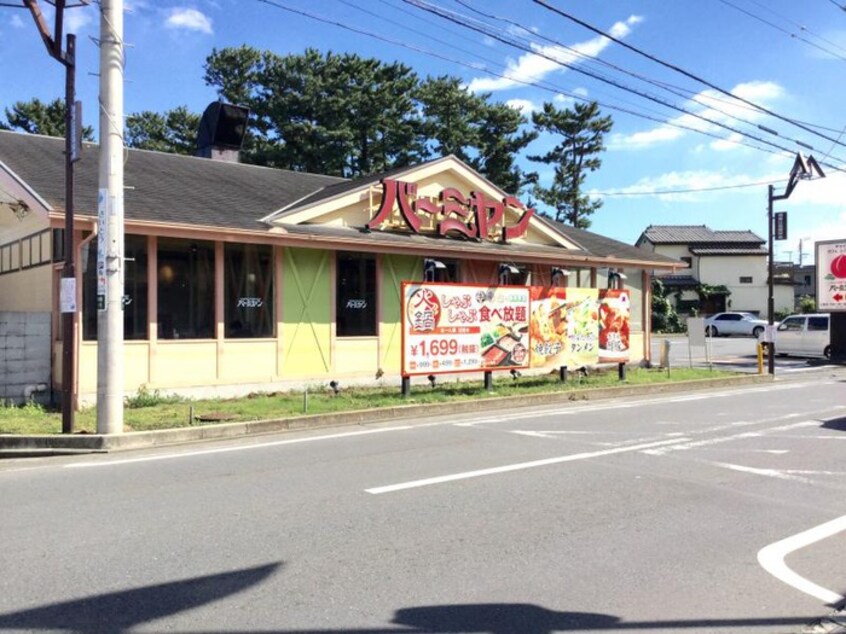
[411,338,462,357]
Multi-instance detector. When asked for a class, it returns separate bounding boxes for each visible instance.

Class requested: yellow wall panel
[335,338,379,375]
[380,253,420,373]
[153,342,218,386]
[219,341,277,382]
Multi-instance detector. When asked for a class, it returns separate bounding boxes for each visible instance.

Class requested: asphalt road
[649,334,830,374]
[1,370,845,634]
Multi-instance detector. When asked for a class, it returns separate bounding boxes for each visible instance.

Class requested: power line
[532,0,846,152]
[716,0,846,62]
[594,178,790,197]
[402,0,846,170]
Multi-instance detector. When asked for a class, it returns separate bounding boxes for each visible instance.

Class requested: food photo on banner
[529,287,599,369]
[598,289,631,363]
[402,282,531,376]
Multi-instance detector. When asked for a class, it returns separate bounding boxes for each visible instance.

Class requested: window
[778,317,804,332]
[157,238,215,339]
[804,275,812,285]
[680,256,692,267]
[717,313,741,321]
[739,276,753,284]
[224,243,274,338]
[336,252,377,337]
[808,316,828,331]
[82,235,149,341]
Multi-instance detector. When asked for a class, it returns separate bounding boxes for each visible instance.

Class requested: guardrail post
[401,376,411,398]
[618,362,627,381]
[559,366,568,382]
[484,371,493,391]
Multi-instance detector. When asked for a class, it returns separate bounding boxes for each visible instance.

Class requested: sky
[1,0,845,264]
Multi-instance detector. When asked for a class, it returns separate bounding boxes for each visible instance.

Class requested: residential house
[635,224,794,316]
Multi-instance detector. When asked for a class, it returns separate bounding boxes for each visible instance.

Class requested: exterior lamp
[607,269,627,289]
[551,267,570,286]
[499,263,520,285]
[427,374,437,388]
[329,380,340,395]
[766,152,825,375]
[423,258,446,282]
[510,369,521,381]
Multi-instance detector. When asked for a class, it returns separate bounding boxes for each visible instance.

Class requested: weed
[124,384,183,409]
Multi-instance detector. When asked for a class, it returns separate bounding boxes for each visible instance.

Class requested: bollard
[618,362,627,381]
[756,342,764,375]
[484,371,493,391]
[303,388,308,413]
[401,376,411,398]
[559,366,568,383]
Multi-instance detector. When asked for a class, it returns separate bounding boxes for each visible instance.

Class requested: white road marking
[758,515,846,604]
[365,437,691,494]
[753,450,790,454]
[643,421,818,456]
[706,461,814,484]
[65,425,417,468]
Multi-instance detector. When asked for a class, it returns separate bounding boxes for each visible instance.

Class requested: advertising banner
[816,239,846,312]
[401,283,631,377]
[402,282,530,376]
[528,287,599,369]
[598,289,631,363]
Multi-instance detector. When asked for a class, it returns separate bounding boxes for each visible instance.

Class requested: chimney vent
[196,102,249,162]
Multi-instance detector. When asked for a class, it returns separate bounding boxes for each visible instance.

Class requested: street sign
[774,211,787,240]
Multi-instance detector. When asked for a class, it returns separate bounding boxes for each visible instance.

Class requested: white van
[760,313,831,359]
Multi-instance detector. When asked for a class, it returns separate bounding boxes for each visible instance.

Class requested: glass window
[739,276,752,283]
[82,235,148,341]
[224,244,274,338]
[157,238,215,339]
[808,316,828,331]
[336,252,376,337]
[778,317,804,331]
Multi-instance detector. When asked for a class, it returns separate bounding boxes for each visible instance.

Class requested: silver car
[704,312,767,337]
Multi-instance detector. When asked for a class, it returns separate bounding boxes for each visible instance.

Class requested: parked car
[704,312,768,337]
[758,313,831,359]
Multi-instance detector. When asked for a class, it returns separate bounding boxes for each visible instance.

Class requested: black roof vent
[196,102,249,162]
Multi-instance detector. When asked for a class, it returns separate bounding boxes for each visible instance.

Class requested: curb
[1,374,774,457]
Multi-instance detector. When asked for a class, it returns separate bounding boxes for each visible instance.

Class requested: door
[775,316,806,355]
[802,316,829,357]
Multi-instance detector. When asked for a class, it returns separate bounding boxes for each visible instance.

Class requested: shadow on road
[0,562,281,633]
[0,589,822,633]
[821,416,846,432]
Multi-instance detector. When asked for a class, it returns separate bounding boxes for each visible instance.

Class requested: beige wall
[0,265,53,311]
[699,255,769,314]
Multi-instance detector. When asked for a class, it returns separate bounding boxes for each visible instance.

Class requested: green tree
[125,106,200,154]
[2,98,93,140]
[528,101,612,228]
[471,101,538,194]
[205,47,423,177]
[415,76,484,163]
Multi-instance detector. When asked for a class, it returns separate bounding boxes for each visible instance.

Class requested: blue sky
[2,0,845,263]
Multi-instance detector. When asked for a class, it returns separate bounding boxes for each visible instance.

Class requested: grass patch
[0,367,740,435]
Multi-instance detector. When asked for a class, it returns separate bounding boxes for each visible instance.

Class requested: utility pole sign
[774,212,787,241]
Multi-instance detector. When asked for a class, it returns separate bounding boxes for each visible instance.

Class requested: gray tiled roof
[640,224,764,245]
[545,219,681,267]
[0,130,343,231]
[0,131,681,268]
[690,247,768,255]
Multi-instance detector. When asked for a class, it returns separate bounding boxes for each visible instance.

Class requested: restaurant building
[0,129,682,405]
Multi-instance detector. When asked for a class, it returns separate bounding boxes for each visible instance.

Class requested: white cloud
[610,81,786,150]
[467,15,642,93]
[165,8,213,34]
[505,99,539,114]
[10,14,25,29]
[66,6,94,33]
[593,170,765,202]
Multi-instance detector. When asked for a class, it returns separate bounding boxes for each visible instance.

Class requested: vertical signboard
[529,287,599,369]
[96,189,109,311]
[402,282,530,376]
[816,239,846,312]
[598,289,631,363]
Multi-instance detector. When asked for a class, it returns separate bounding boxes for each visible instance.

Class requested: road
[1,371,845,633]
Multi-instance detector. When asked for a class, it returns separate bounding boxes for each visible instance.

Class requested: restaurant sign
[368,179,535,242]
[816,239,846,312]
[401,282,631,377]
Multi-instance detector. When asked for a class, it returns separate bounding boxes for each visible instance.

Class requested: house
[0,129,682,406]
[635,224,794,316]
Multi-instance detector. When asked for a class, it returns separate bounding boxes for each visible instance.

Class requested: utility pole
[22,0,85,433]
[96,0,124,434]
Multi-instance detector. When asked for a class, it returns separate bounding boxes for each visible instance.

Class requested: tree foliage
[125,106,200,155]
[203,47,538,188]
[1,98,94,140]
[528,101,612,229]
